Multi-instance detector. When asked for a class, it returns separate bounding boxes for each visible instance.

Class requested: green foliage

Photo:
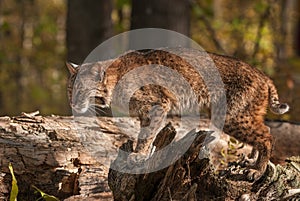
[254,1,269,13]
[192,0,213,17]
[32,185,60,201]
[116,0,130,8]
[8,163,59,201]
[191,0,275,66]
[9,163,18,201]
[113,0,131,32]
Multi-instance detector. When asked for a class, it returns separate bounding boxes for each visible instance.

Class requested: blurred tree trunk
[130,0,191,36]
[213,0,224,20]
[15,0,30,114]
[295,2,300,56]
[271,0,298,61]
[66,0,113,64]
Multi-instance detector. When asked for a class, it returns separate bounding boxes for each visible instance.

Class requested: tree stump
[108,123,300,201]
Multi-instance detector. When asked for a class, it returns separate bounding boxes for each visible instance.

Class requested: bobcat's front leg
[135,104,168,155]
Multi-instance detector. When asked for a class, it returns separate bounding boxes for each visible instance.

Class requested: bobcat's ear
[66,62,79,75]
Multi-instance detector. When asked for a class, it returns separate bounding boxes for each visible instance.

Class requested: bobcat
[66,48,289,181]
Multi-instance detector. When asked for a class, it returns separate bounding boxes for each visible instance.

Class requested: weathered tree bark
[131,0,191,36]
[0,113,132,201]
[66,0,113,63]
[0,113,299,200]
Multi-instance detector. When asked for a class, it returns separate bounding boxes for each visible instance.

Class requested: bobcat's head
[66,62,112,115]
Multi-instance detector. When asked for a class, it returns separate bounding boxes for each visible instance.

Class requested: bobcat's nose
[71,102,89,114]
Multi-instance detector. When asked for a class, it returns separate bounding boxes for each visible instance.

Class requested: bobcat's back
[81,48,287,117]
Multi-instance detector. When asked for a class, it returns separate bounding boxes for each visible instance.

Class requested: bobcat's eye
[95,96,106,106]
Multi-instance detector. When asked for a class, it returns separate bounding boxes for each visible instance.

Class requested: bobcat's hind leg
[245,127,273,181]
[224,116,273,181]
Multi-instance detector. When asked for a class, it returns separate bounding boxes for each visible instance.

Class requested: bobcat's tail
[268,79,289,114]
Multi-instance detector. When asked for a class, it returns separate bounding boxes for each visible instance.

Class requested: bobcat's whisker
[89,104,110,115]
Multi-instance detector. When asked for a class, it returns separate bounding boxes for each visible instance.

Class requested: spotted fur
[67,48,288,181]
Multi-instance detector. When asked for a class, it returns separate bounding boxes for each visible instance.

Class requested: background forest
[0,0,299,121]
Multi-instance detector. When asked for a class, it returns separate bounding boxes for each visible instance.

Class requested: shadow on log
[108,123,215,201]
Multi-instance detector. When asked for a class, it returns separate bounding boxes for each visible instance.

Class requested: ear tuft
[66,62,79,74]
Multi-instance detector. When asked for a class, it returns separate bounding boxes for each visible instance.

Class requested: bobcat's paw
[244,168,263,182]
[127,152,148,167]
[239,153,257,167]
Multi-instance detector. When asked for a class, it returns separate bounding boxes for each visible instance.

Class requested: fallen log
[0,114,133,201]
[0,113,299,200]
